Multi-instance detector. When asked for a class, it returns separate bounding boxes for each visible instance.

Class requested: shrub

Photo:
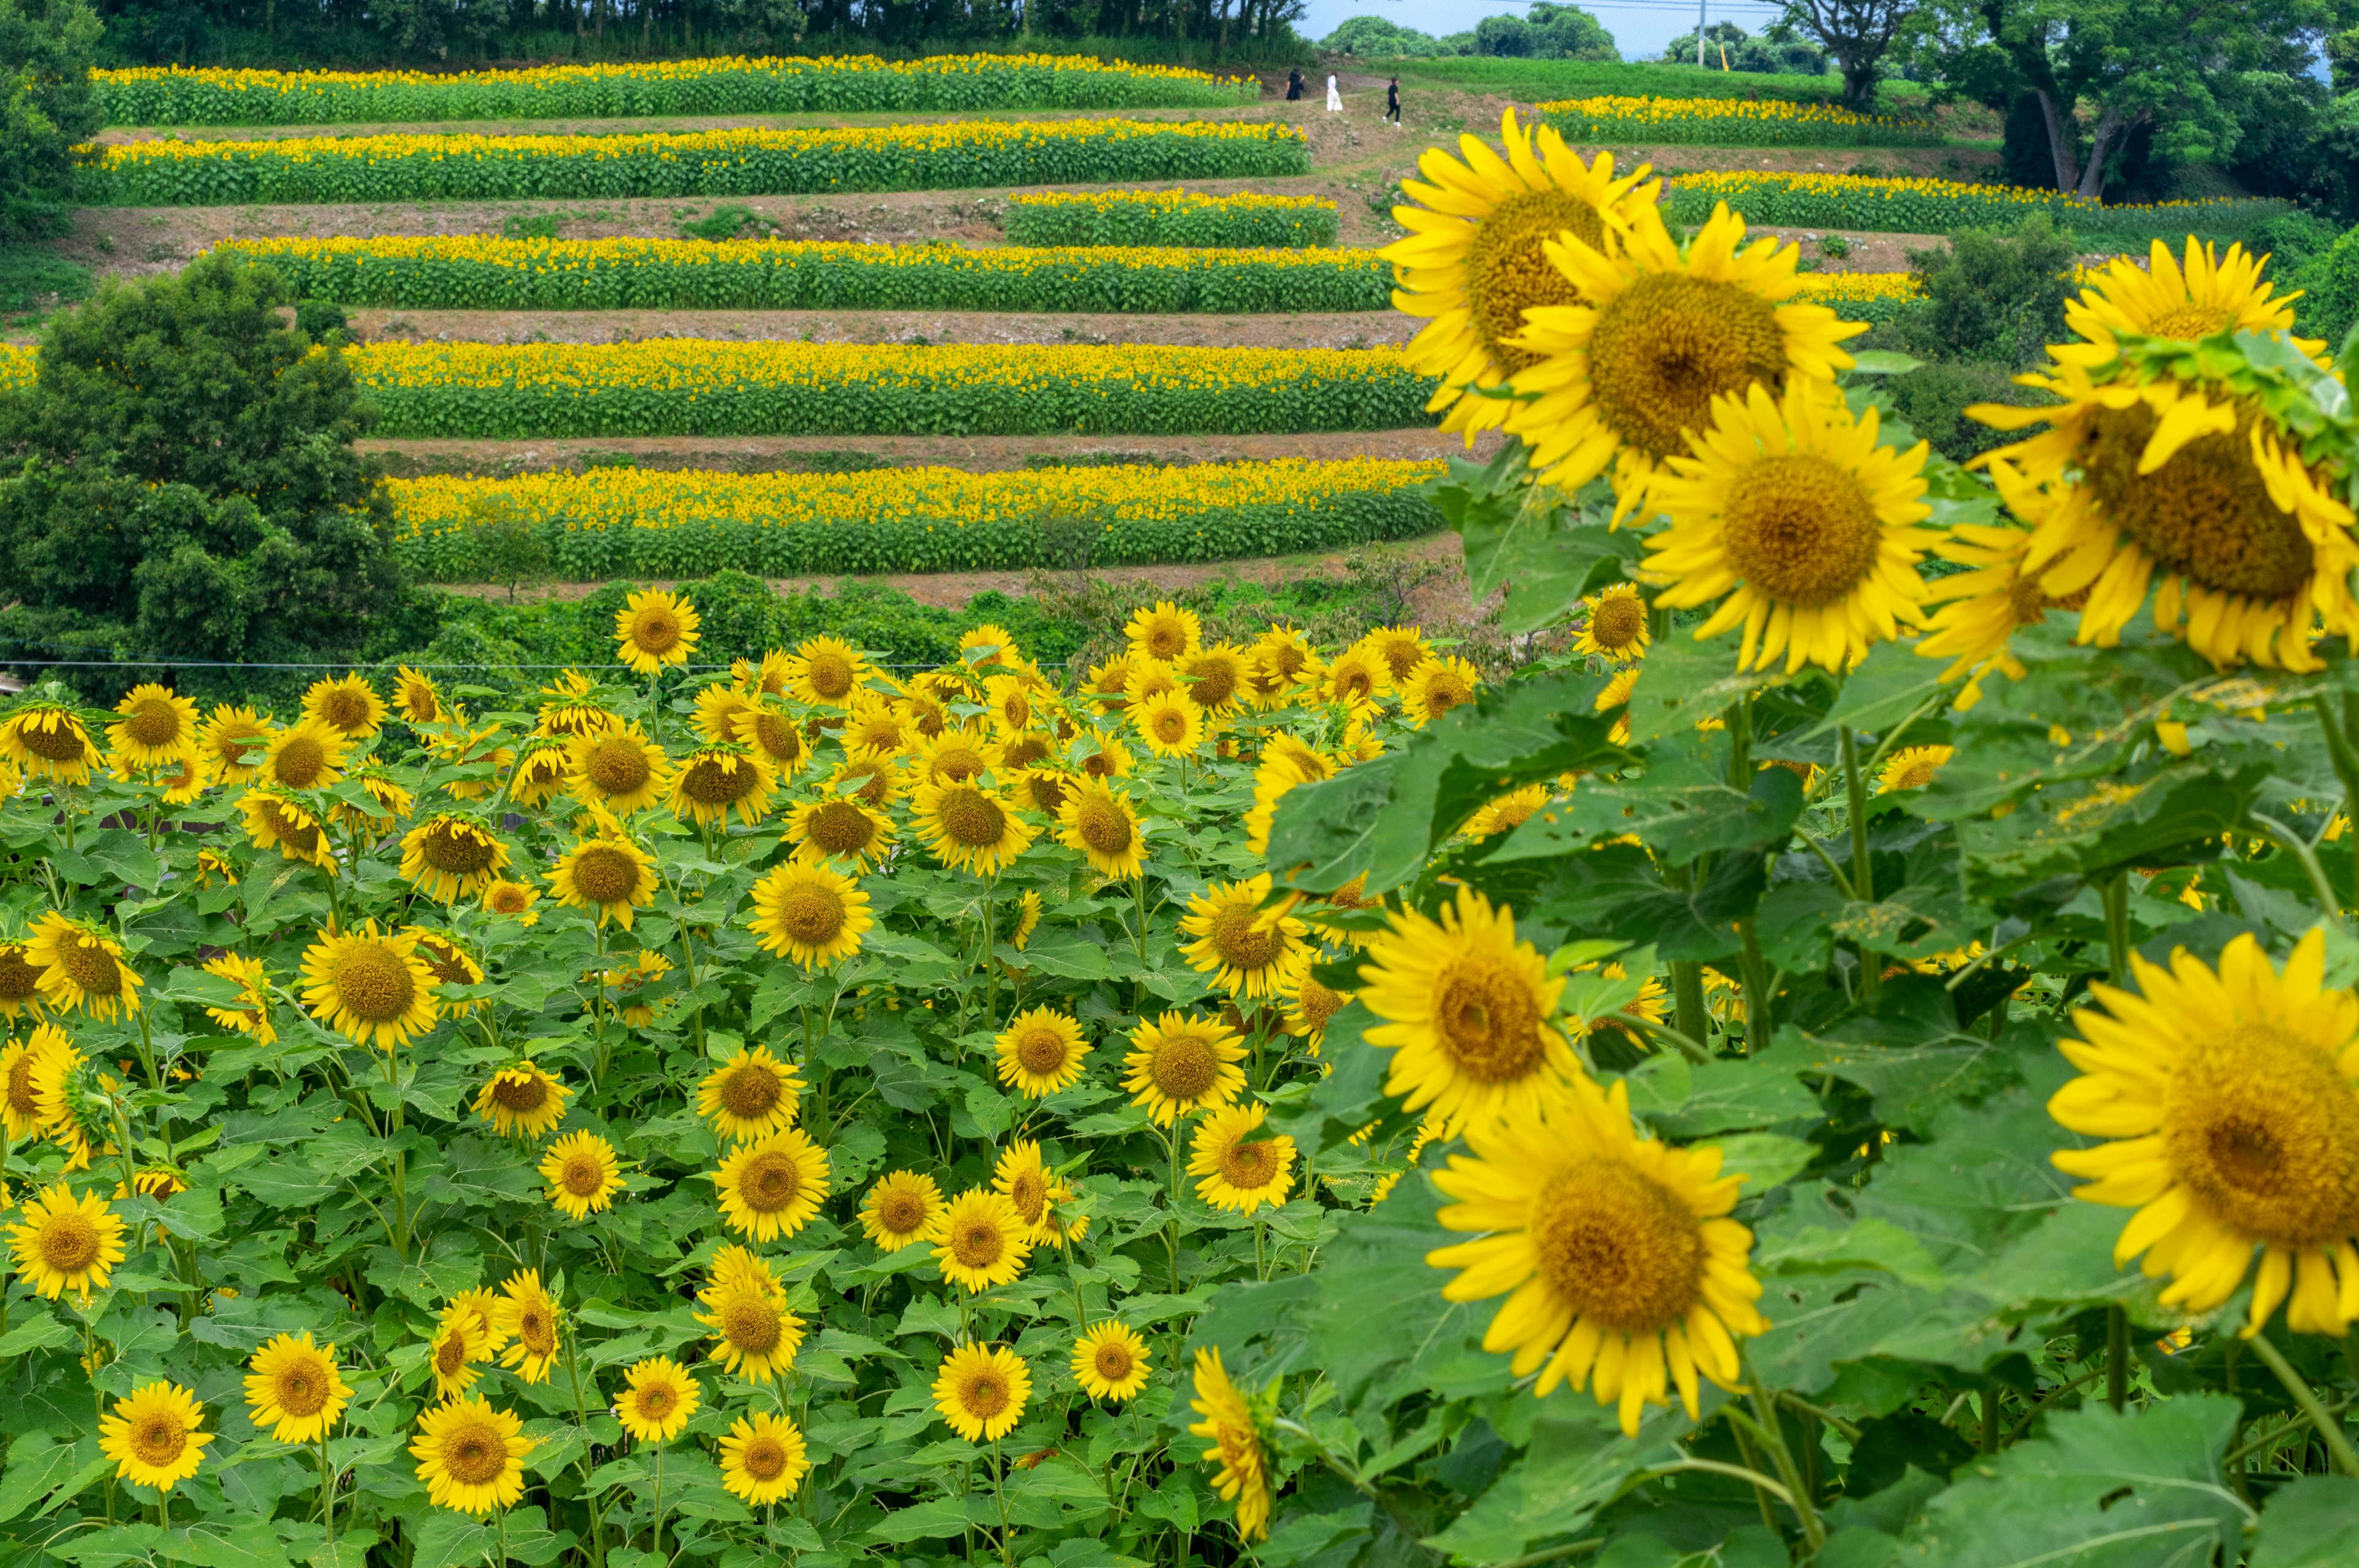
[1665,170,2293,240]
[1885,359,2035,462]
[2284,220,2359,351]
[1888,216,2078,367]
[1001,189,1340,249]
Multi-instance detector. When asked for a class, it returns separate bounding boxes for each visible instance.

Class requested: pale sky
[1299,0,1795,63]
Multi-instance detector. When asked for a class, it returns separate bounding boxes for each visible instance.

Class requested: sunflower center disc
[1590,595,1646,650]
[719,1063,783,1120]
[274,735,327,788]
[331,943,416,1021]
[2142,303,2236,340]
[20,716,86,761]
[744,1437,788,1480]
[954,1219,1005,1266]
[125,699,182,748]
[1297,980,1345,1031]
[135,1414,186,1465]
[1153,711,1188,744]
[640,1385,675,1418]
[688,759,757,804]
[934,744,985,783]
[59,934,122,998]
[585,740,651,795]
[878,1190,927,1233]
[2084,403,2315,603]
[1151,1036,1218,1100]
[743,1151,803,1212]
[1433,954,1547,1082]
[806,653,853,701]
[435,1336,467,1376]
[1210,905,1283,973]
[424,824,495,874]
[1095,1344,1133,1381]
[1003,736,1050,770]
[444,1422,506,1485]
[963,1373,1008,1418]
[749,714,802,763]
[1888,756,1941,790]
[492,1074,547,1111]
[1008,1171,1046,1222]
[573,848,641,905]
[38,1212,98,1272]
[279,1367,326,1415]
[1076,799,1133,856]
[2162,1024,2359,1247]
[0,947,39,1002]
[778,884,847,946]
[321,691,370,731]
[1186,658,1239,709]
[632,609,681,655]
[723,1293,783,1352]
[562,1155,605,1196]
[1530,1156,1707,1334]
[1462,189,1606,373]
[1223,1139,1277,1188]
[1140,617,1187,660]
[940,787,1007,848]
[271,805,323,856]
[1015,1028,1070,1075]
[1719,453,1887,607]
[1589,274,1789,461]
[4,1056,37,1117]
[519,1307,555,1357]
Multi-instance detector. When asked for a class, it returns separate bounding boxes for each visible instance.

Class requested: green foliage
[1539,98,1941,149]
[0,0,103,242]
[1392,53,1847,106]
[1894,218,2079,367]
[0,242,88,330]
[1663,176,2293,242]
[1001,196,1340,249]
[1661,17,1829,75]
[2288,222,2359,356]
[1884,360,2035,463]
[676,201,778,241]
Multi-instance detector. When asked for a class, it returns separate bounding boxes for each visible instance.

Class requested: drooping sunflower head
[737,649,796,698]
[1189,1102,1297,1214]
[243,1332,350,1446]
[790,635,868,708]
[748,859,873,969]
[1573,583,1652,664]
[1122,1011,1249,1126]
[302,673,385,740]
[1187,1348,1272,1542]
[843,696,912,756]
[106,684,198,768]
[100,1381,213,1495]
[541,1130,625,1220]
[1382,108,1660,443]
[694,682,759,746]
[670,743,778,827]
[613,1357,701,1445]
[1131,693,1207,759]
[914,728,998,789]
[1284,968,1352,1044]
[238,787,335,872]
[1125,601,1203,665]
[2060,237,2320,363]
[0,1032,47,1136]
[718,1410,810,1505]
[614,588,702,675]
[1646,379,1936,675]
[1505,200,1864,521]
[913,778,1036,876]
[991,1137,1073,1245]
[393,665,444,725]
[26,911,144,1023]
[398,813,509,903]
[299,920,438,1050]
[6,1180,127,1301]
[493,1270,563,1383]
[932,1188,1033,1293]
[711,1128,832,1242]
[1072,1321,1152,1402]
[549,835,660,930]
[409,1395,533,1516]
[861,1169,946,1250]
[995,1006,1092,1099]
[1180,875,1309,1001]
[1071,728,1135,783]
[535,669,619,739]
[0,703,98,784]
[697,1046,805,1143]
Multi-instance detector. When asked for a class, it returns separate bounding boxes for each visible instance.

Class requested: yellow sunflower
[843,695,915,755]
[2049,929,2359,1335]
[2061,237,2322,362]
[992,1139,1074,1248]
[1083,651,1140,714]
[567,727,670,815]
[1125,601,1203,663]
[911,778,1035,876]
[1505,200,1864,521]
[407,929,483,1012]
[425,1307,487,1402]
[697,1046,804,1144]
[100,1382,213,1494]
[1357,886,1575,1133]
[1178,644,1251,716]
[482,876,542,926]
[1573,583,1652,664]
[861,1169,946,1250]
[1284,969,1353,1045]
[719,1411,809,1504]
[1189,1103,1297,1214]
[732,701,808,774]
[1187,1349,1271,1542]
[694,682,760,745]
[697,1246,806,1383]
[1122,1012,1248,1126]
[831,752,904,811]
[548,835,660,930]
[392,665,444,725]
[746,859,872,968]
[299,921,438,1050]
[492,1270,563,1384]
[1054,777,1146,881]
[932,1188,1032,1293]
[738,650,796,698]
[259,718,347,794]
[1180,875,1309,1000]
[474,1061,569,1139]
[238,787,336,872]
[1383,107,1659,442]
[338,767,413,833]
[613,1357,700,1445]
[1007,888,1043,953]
[200,953,276,1045]
[451,1286,509,1354]
[0,703,98,785]
[912,728,1000,787]
[27,1034,107,1171]
[105,684,198,767]
[1247,626,1317,706]
[1131,693,1206,759]
[711,1128,831,1241]
[7,1180,126,1300]
[149,752,208,807]
[1402,657,1482,728]
[1914,520,2048,708]
[1245,740,1337,856]
[299,673,381,739]
[244,1333,350,1445]
[670,743,777,828]
[1071,728,1135,782]
[1428,1071,1769,1435]
[933,1343,1031,1443]
[1877,745,1955,794]
[0,940,42,1024]
[541,1131,625,1220]
[411,1396,533,1516]
[981,674,1041,739]
[788,635,868,706]
[0,1032,49,1137]
[614,588,702,676]
[26,911,143,1021]
[994,1007,1092,1098]
[398,813,510,903]
[1971,360,2359,673]
[1071,1322,1151,1402]
[1316,646,1390,717]
[197,705,273,784]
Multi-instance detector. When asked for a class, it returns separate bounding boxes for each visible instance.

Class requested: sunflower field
[1661,170,2295,241]
[1001,192,1340,251]
[1536,95,1942,148]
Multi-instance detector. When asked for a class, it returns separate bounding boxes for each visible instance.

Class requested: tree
[1780,0,1917,109]
[0,251,404,683]
[0,0,101,244]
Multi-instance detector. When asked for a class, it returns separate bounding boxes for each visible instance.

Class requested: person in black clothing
[1385,76,1401,124]
[1286,68,1303,101]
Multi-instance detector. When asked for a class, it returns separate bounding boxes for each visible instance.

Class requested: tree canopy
[0,0,101,243]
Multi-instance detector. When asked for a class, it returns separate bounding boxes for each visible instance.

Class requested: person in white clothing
[1326,73,1342,112]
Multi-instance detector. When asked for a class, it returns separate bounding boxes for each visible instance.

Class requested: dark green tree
[0,251,404,687]
[0,0,101,243]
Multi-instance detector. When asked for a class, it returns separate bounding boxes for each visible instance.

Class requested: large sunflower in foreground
[614,588,701,676]
[910,779,1035,876]
[567,727,670,815]
[0,703,98,784]
[541,1130,625,1219]
[1055,777,1146,880]
[1189,1102,1297,1214]
[1646,380,1936,674]
[106,684,199,768]
[789,635,869,707]
[2060,237,2322,364]
[26,911,144,1021]
[1357,886,1574,1133]
[493,1270,563,1384]
[1503,201,1863,522]
[861,1169,945,1250]
[474,1060,569,1139]
[299,921,439,1050]
[100,1382,213,1494]
[260,718,347,793]
[1188,1349,1271,1542]
[2050,930,2359,1336]
[1383,108,1657,442]
[1428,1071,1768,1435]
[1970,361,2359,671]
[244,1332,350,1445]
[994,1007,1092,1099]
[411,1396,533,1516]
[747,860,872,968]
[711,1128,831,1241]
[613,1357,700,1445]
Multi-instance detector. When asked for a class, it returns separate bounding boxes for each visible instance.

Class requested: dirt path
[346,305,1412,349]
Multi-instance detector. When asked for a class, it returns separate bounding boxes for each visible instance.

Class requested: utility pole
[1697,0,1707,65]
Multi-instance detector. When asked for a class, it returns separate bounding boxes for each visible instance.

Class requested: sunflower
[670,744,777,828]
[411,1396,533,1516]
[1180,876,1309,1001]
[2063,238,2321,361]
[719,1411,810,1504]
[1402,657,1481,728]
[994,1007,1092,1098]
[998,729,1058,775]
[1284,969,1352,1045]
[1647,380,1936,674]
[612,1357,700,1445]
[0,1033,48,1137]
[732,701,808,774]
[473,1060,569,1140]
[1189,1103,1297,1214]
[100,1383,212,1494]
[200,953,276,1045]
[541,1131,625,1220]
[1125,601,1202,663]
[843,696,913,757]
[0,703,98,785]
[0,941,41,1024]
[1429,1071,1769,1435]
[1355,628,1426,689]
[1244,741,1337,856]
[244,1333,350,1445]
[777,634,862,706]
[1316,646,1390,717]
[992,1139,1074,1248]
[1044,777,1142,883]
[933,1343,1031,1443]
[491,1270,562,1384]
[1188,1349,1271,1542]
[482,876,542,926]
[294,674,379,740]
[1505,201,1863,521]
[912,728,999,787]
[450,1286,509,1354]
[911,778,1035,876]
[549,835,660,931]
[197,706,273,784]
[1970,361,2359,673]
[426,1305,488,1401]
[1071,728,1135,782]
[738,650,796,698]
[932,1188,1032,1293]
[410,926,485,1005]
[105,684,198,767]
[1071,1322,1151,1402]
[2048,929,2359,1335]
[613,589,702,676]
[504,739,571,808]
[899,690,953,741]
[978,673,1038,739]
[1382,108,1657,442]
[398,813,510,903]
[1083,652,1140,713]
[338,766,414,833]
[27,1036,108,1171]
[148,753,208,807]
[26,911,143,1022]
[783,796,895,873]
[299,921,438,1050]
[1009,766,1072,819]
[259,719,348,794]
[1131,693,1206,759]
[694,682,759,745]
[7,1181,126,1300]
[746,860,872,968]
[711,1128,831,1241]
[567,727,670,816]
[858,1169,944,1250]
[1464,783,1551,840]
[1358,886,1575,1133]
[1572,583,1652,664]
[697,1047,804,1144]
[390,665,444,725]
[1122,1012,1248,1126]
[1248,626,1317,704]
[697,1246,806,1383]
[1175,644,1250,716]
[1914,520,2048,708]
[533,670,615,739]
[1007,889,1043,953]
[1877,745,1955,794]
[831,752,904,811]
[238,788,337,872]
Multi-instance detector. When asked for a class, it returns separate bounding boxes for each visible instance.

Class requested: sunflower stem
[652,1443,665,1559]
[1165,1121,1183,1294]
[1839,727,1876,1003]
[2107,1304,2129,1413]
[2245,1331,2359,1478]
[1736,1348,1825,1550]
[991,1439,1014,1568]
[495,1502,508,1568]
[561,1325,609,1568]
[2100,872,2130,988]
